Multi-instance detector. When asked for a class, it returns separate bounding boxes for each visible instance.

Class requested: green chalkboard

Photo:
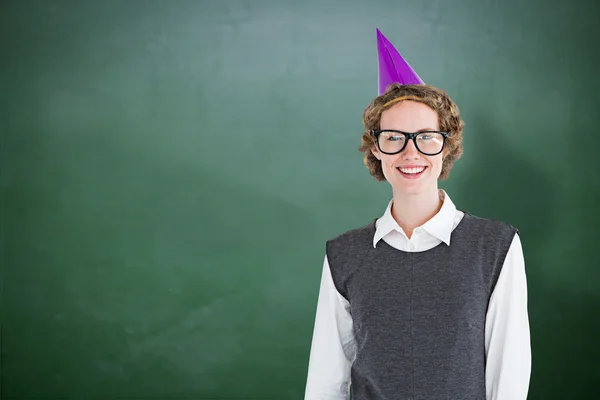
[1,0,599,399]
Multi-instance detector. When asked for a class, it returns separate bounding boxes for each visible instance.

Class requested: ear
[371,146,381,160]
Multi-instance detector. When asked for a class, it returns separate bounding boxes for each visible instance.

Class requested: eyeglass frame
[370,129,450,156]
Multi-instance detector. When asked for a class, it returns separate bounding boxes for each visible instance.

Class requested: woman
[304,30,531,400]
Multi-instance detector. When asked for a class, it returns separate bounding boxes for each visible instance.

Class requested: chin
[395,182,429,196]
[385,168,437,195]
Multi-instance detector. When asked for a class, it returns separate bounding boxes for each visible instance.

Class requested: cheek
[432,154,443,166]
[380,156,397,177]
[431,156,444,175]
[424,155,443,175]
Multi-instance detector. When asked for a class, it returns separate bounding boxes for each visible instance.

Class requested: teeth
[398,167,425,174]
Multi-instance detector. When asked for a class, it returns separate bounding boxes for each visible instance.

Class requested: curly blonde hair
[358,83,465,181]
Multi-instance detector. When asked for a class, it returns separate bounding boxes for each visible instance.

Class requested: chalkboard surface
[1,0,599,399]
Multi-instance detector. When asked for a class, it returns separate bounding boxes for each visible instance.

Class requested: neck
[390,186,443,239]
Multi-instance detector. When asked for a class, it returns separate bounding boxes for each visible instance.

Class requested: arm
[485,232,532,400]
[304,255,356,400]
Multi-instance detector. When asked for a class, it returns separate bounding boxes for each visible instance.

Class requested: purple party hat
[377,28,424,94]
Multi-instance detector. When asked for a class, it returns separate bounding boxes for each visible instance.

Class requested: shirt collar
[373,189,457,248]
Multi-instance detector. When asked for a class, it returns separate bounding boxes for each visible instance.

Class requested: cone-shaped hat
[377,28,424,94]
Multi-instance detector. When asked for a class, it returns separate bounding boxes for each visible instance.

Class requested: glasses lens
[377,131,406,154]
[415,132,445,155]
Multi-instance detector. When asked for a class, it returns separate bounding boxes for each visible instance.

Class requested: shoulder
[326,219,377,247]
[325,219,377,261]
[458,211,519,249]
[461,211,518,234]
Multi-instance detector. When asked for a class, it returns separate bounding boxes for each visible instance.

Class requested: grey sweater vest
[326,212,517,400]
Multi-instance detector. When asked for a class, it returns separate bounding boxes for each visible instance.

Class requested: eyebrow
[380,127,439,132]
[416,128,438,132]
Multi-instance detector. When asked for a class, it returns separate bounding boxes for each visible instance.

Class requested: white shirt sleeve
[304,255,356,400]
[485,232,532,400]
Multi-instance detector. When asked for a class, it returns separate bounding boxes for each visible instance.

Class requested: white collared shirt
[304,190,531,400]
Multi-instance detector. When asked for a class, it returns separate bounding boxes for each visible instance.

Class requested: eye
[418,132,443,142]
[381,132,405,142]
[387,135,404,141]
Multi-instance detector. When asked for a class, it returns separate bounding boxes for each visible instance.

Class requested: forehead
[380,100,439,131]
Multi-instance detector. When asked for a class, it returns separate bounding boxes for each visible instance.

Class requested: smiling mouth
[396,166,427,178]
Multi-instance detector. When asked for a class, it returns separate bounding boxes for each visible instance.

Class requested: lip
[396,165,427,180]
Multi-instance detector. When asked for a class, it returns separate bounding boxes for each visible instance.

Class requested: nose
[401,138,420,159]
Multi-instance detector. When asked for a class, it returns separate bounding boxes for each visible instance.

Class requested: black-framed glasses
[371,129,449,156]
